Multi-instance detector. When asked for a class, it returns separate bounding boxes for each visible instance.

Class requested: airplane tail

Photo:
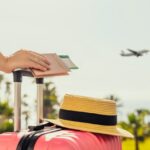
[142,49,149,53]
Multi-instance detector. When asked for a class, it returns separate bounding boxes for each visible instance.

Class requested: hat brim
[45,118,134,138]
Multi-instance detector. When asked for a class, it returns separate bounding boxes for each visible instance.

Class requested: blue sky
[0,0,150,122]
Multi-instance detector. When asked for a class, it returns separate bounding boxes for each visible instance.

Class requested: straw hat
[46,94,133,138]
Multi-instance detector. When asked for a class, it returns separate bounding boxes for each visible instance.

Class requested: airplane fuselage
[120,49,149,57]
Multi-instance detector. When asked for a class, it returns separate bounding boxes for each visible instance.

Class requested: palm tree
[5,81,11,102]
[0,74,13,133]
[136,109,150,137]
[128,112,141,150]
[105,94,123,108]
[22,94,30,129]
[0,74,4,101]
[0,101,13,133]
[0,74,4,83]
[119,109,150,150]
[43,82,59,119]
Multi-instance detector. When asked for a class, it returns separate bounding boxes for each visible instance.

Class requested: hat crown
[61,94,117,116]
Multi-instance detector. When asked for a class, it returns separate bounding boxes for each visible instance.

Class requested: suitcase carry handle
[28,121,54,131]
[13,69,44,132]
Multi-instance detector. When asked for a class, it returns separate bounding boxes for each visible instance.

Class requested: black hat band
[59,109,117,126]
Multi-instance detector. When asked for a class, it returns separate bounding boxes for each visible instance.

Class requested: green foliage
[105,94,123,108]
[119,121,133,134]
[0,120,13,133]
[126,110,150,136]
[43,82,59,119]
[0,101,13,117]
[0,74,13,133]
[119,109,150,150]
[0,101,13,133]
[123,138,150,150]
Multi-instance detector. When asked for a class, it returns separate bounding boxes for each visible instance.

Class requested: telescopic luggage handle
[13,69,44,132]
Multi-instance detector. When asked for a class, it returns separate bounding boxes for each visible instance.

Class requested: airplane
[120,48,149,57]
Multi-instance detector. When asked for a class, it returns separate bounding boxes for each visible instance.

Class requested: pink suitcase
[0,70,122,150]
[0,129,121,150]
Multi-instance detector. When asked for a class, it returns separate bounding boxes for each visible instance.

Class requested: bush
[0,120,13,133]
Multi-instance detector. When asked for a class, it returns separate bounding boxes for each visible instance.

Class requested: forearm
[0,52,8,72]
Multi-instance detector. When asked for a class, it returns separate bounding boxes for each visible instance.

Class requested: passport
[31,53,78,78]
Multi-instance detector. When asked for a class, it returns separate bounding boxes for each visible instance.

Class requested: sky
[0,0,150,123]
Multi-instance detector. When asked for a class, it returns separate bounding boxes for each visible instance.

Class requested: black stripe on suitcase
[17,126,61,150]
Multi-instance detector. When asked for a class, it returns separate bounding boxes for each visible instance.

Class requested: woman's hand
[1,49,50,73]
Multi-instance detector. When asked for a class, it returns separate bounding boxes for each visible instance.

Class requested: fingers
[20,49,51,70]
[29,51,50,65]
[29,56,50,70]
[28,61,48,71]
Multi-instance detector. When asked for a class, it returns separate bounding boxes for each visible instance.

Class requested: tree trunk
[134,123,139,150]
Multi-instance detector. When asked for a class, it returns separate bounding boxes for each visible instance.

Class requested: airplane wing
[127,48,138,54]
